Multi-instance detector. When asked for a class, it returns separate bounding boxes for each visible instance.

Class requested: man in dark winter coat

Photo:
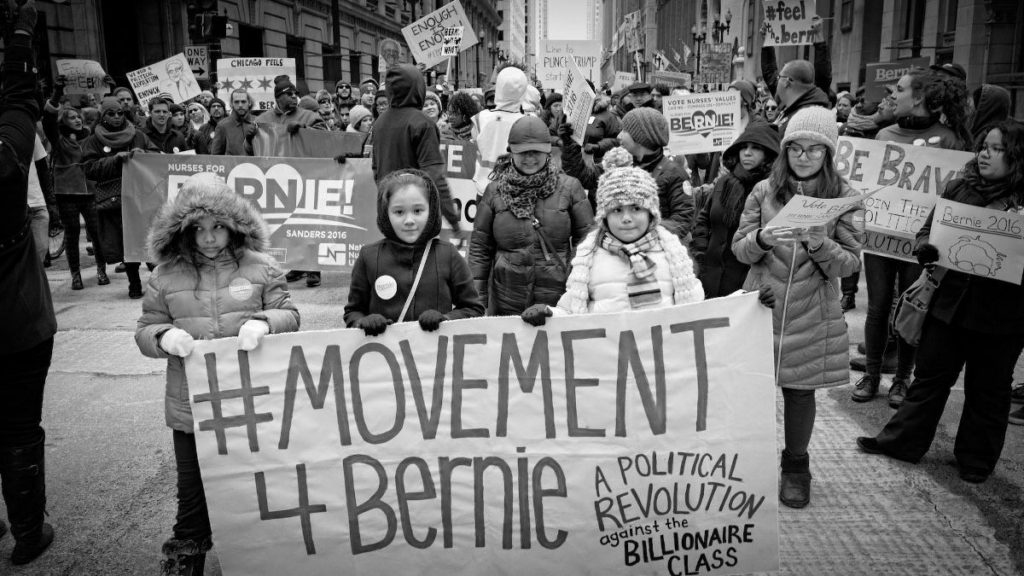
[584,95,621,163]
[211,89,258,156]
[371,64,462,235]
[261,75,325,133]
[140,97,189,154]
[560,107,694,241]
[772,60,832,134]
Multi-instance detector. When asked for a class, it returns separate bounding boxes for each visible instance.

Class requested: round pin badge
[103,146,111,153]
[228,277,254,301]
[375,275,398,300]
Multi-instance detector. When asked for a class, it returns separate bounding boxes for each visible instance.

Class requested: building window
[238,24,264,57]
[840,0,853,32]
[287,36,305,84]
[349,52,362,84]
[747,1,755,57]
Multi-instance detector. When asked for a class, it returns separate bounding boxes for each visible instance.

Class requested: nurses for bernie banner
[834,137,973,262]
[182,294,780,576]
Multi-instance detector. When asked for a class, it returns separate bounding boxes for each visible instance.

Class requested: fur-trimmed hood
[147,174,270,264]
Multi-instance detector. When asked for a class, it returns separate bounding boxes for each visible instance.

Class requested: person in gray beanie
[559,107,694,240]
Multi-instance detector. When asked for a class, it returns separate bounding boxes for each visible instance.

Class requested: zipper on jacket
[532,217,552,262]
[211,258,220,338]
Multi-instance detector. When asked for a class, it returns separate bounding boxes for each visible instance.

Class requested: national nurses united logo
[317,243,347,266]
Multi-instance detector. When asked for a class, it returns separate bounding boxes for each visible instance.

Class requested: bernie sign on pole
[126,53,200,108]
[662,92,741,156]
[183,293,780,575]
[761,0,819,47]
[402,1,477,69]
[862,58,930,104]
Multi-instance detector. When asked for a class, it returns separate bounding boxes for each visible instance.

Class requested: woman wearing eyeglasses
[850,69,971,410]
[732,106,864,509]
[82,96,159,299]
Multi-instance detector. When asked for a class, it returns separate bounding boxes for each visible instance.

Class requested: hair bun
[601,147,634,171]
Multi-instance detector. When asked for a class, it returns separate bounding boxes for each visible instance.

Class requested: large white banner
[216,57,297,112]
[538,40,601,90]
[834,137,973,262]
[126,53,200,109]
[930,198,1024,285]
[402,1,477,69]
[183,295,780,575]
[663,92,742,156]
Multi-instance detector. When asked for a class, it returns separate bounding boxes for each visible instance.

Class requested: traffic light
[187,1,225,41]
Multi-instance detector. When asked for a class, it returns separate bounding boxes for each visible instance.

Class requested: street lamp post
[691,24,706,77]
[476,31,484,87]
[712,10,732,44]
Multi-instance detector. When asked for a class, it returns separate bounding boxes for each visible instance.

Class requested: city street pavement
[2,253,1023,575]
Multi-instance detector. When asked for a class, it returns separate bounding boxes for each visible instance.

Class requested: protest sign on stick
[182,294,780,576]
[663,91,741,156]
[126,53,199,109]
[762,0,819,46]
[833,137,973,262]
[402,1,477,69]
[563,54,597,148]
[441,26,464,57]
[929,198,1024,285]
[611,71,635,92]
[538,40,601,90]
[862,58,929,103]
[766,190,874,229]
[216,58,296,112]
[55,59,110,100]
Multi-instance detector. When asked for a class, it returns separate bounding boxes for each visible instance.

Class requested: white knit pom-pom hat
[594,147,661,226]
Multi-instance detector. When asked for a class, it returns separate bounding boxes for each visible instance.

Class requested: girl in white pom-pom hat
[520,147,705,323]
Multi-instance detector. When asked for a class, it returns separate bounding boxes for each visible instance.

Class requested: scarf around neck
[600,228,660,280]
[962,162,1019,207]
[92,122,137,150]
[491,154,561,219]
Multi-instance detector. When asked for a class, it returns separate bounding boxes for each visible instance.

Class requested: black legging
[0,338,52,448]
[56,195,104,272]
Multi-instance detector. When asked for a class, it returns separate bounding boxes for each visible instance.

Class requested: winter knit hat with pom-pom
[594,147,661,226]
[781,106,839,156]
[620,107,670,151]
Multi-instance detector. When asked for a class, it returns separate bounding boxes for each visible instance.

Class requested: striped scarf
[600,229,660,279]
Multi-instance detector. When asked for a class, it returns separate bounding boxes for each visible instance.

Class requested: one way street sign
[185,45,209,81]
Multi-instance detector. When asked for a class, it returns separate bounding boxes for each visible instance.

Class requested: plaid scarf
[491,154,561,219]
[601,229,663,309]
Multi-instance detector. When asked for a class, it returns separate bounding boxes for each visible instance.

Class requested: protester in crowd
[484,87,496,110]
[835,91,854,123]
[469,115,594,315]
[82,95,159,298]
[0,2,58,564]
[25,132,54,264]
[334,81,357,110]
[771,60,832,133]
[439,91,479,142]
[169,103,186,132]
[613,89,633,118]
[688,79,768,197]
[297,94,318,114]
[840,86,896,140]
[141,97,189,154]
[627,82,656,109]
[207,96,225,124]
[521,84,542,116]
[472,65,529,193]
[584,92,622,164]
[422,89,442,124]
[538,92,563,142]
[732,106,864,508]
[521,147,703,325]
[560,107,693,240]
[858,119,1024,483]
[210,89,258,156]
[691,122,781,298]
[372,90,390,120]
[359,78,378,107]
[730,79,760,133]
[344,170,483,335]
[80,106,99,133]
[136,172,299,575]
[651,83,670,111]
[112,86,143,126]
[196,90,214,110]
[970,84,1011,144]
[261,76,325,134]
[186,100,216,154]
[346,104,372,135]
[763,98,779,123]
[43,79,108,289]
[850,69,971,407]
[334,102,351,132]
[469,91,486,112]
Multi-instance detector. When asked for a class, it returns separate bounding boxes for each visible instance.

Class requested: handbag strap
[532,217,568,272]
[398,238,435,322]
[800,241,831,283]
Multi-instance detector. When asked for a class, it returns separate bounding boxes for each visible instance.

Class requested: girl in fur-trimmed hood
[135,172,299,575]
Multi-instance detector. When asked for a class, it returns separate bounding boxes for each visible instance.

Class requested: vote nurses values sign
[663,92,742,156]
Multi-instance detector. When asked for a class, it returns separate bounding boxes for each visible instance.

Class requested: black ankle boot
[780,449,811,509]
[71,271,83,290]
[160,537,212,576]
[96,265,110,286]
[0,435,55,565]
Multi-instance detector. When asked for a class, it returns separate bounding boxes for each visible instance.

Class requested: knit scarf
[600,229,660,280]
[92,121,137,149]
[962,162,1020,208]
[451,121,473,141]
[491,154,561,219]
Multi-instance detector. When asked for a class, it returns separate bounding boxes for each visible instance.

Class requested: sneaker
[841,293,855,311]
[285,270,305,282]
[305,272,321,288]
[850,353,897,374]
[888,378,909,409]
[851,374,880,402]
[1010,405,1024,426]
[1011,384,1024,405]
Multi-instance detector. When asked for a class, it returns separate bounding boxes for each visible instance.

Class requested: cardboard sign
[182,294,780,576]
[930,198,1024,285]
[184,45,210,81]
[862,58,930,103]
[441,26,464,57]
[650,70,692,90]
[55,59,110,99]
[121,154,382,270]
[538,40,601,90]
[697,43,732,87]
[402,1,477,69]
[563,55,597,148]
[216,58,297,112]
[766,191,873,228]
[762,0,819,46]
[834,137,973,261]
[611,71,636,93]
[663,92,741,156]
[126,53,200,108]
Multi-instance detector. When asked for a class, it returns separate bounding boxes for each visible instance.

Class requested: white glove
[160,328,195,357]
[237,319,270,351]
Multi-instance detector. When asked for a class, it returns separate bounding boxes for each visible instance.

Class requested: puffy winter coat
[732,179,863,389]
[469,173,594,315]
[135,185,300,432]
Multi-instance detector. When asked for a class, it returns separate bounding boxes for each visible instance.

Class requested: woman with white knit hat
[520,147,704,323]
[732,106,865,509]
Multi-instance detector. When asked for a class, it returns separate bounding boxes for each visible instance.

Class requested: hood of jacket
[385,64,425,109]
[376,169,443,246]
[494,67,529,112]
[147,182,269,264]
[723,120,781,168]
[971,84,1011,141]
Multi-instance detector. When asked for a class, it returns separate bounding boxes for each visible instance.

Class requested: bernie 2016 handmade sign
[662,92,741,156]
[761,0,819,47]
[929,198,1024,285]
[182,294,780,576]
[402,1,477,69]
[833,137,973,263]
